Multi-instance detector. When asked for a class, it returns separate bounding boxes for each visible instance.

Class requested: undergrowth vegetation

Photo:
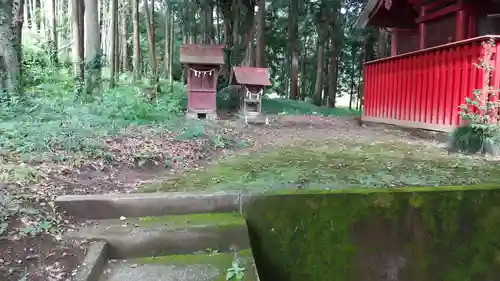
[262,98,359,116]
[0,47,218,239]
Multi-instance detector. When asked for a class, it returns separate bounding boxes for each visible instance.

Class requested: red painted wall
[362,37,500,132]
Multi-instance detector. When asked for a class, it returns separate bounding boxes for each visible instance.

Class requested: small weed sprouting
[225,260,246,281]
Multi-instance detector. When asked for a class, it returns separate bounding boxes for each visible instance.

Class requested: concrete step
[67,212,250,259]
[99,249,259,281]
[55,191,249,219]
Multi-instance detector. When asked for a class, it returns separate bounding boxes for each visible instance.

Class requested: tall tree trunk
[289,0,299,100]
[132,0,140,80]
[203,2,210,43]
[49,0,58,64]
[208,2,215,43]
[216,0,221,43]
[144,0,157,86]
[313,41,325,106]
[71,0,84,89]
[0,0,24,96]
[84,0,101,95]
[164,3,170,77]
[255,0,265,67]
[120,1,129,72]
[313,3,328,106]
[109,0,118,87]
[299,40,307,101]
[168,11,174,89]
[327,4,342,108]
[242,4,255,66]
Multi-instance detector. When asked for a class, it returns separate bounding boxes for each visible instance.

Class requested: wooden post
[390,29,398,56]
[419,7,426,49]
[466,4,476,38]
[456,6,466,40]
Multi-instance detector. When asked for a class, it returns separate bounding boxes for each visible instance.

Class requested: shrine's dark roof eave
[354,0,380,29]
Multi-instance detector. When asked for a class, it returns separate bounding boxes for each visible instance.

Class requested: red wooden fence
[363,35,500,132]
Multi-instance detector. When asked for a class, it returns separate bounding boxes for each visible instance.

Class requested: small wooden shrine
[232,66,272,124]
[179,44,224,120]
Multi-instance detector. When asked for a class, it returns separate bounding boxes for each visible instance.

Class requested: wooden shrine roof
[354,0,417,29]
[232,67,272,86]
[180,44,225,65]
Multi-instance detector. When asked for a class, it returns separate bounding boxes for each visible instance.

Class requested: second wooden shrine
[232,66,272,123]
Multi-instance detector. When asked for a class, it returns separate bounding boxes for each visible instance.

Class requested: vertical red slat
[374,64,381,118]
[401,57,409,120]
[381,61,388,119]
[394,58,404,120]
[432,51,442,124]
[406,56,412,121]
[387,60,393,119]
[414,55,422,122]
[426,52,435,123]
[410,56,416,121]
[392,59,399,119]
[420,52,430,123]
[459,45,472,127]
[384,61,392,119]
[451,46,463,127]
[444,47,455,125]
[368,65,374,117]
[388,60,395,119]
[408,56,416,121]
[373,64,380,118]
[439,50,449,125]
[381,62,388,118]
[363,65,369,116]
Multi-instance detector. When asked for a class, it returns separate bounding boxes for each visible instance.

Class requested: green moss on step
[246,186,500,281]
[135,249,257,281]
[262,183,500,195]
[138,212,245,227]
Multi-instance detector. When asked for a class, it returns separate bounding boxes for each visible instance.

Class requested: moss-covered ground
[142,139,500,193]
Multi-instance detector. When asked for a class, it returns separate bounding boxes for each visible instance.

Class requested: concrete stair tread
[100,250,259,281]
[68,212,245,238]
[67,212,250,259]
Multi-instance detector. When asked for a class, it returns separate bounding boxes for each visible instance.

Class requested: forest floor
[2,113,500,281]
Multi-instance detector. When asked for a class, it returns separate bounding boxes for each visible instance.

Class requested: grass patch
[142,140,500,192]
[261,98,359,116]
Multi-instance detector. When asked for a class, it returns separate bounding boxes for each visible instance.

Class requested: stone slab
[56,191,244,219]
[66,213,251,259]
[74,241,108,281]
[100,250,259,281]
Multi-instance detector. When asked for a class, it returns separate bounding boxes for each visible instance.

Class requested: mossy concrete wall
[245,185,500,281]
